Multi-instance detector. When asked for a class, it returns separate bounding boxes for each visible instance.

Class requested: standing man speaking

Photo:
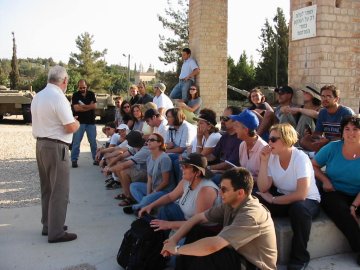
[31,65,79,243]
[169,48,200,102]
[71,79,97,167]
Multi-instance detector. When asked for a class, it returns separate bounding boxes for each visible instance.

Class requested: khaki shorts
[126,167,147,182]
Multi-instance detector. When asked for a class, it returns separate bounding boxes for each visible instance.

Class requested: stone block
[275,211,351,264]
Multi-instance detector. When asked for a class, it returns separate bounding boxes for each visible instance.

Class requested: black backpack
[117,214,168,270]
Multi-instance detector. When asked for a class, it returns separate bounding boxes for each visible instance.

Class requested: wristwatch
[175,245,181,255]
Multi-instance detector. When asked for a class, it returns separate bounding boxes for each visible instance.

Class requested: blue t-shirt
[146,152,175,192]
[315,106,354,140]
[314,140,360,196]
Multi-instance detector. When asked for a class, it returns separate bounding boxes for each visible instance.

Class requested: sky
[0,0,290,72]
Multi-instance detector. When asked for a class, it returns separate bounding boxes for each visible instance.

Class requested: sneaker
[93,160,99,166]
[107,182,120,190]
[72,161,78,168]
[123,206,134,214]
[105,179,115,188]
[105,177,114,184]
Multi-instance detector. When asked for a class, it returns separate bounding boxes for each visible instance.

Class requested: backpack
[117,214,168,270]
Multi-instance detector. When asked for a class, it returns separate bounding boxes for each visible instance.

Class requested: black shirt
[139,93,154,104]
[129,94,142,105]
[71,90,97,124]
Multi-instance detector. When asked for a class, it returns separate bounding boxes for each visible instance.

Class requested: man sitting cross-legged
[161,168,277,270]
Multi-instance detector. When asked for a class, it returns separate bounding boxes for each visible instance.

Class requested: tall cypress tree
[9,32,20,89]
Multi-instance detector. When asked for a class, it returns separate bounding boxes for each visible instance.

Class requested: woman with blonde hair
[256,123,320,270]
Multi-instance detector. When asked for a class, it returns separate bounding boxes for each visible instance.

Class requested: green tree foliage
[9,32,20,89]
[68,32,107,91]
[157,0,189,88]
[227,52,256,100]
[32,72,48,92]
[255,8,288,87]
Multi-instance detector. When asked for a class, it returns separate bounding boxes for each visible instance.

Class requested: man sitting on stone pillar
[169,48,200,102]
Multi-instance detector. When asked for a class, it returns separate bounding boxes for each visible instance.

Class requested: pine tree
[255,8,288,87]
[9,32,20,89]
[68,32,107,91]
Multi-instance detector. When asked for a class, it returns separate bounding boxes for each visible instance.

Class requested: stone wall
[289,0,360,112]
[189,0,228,118]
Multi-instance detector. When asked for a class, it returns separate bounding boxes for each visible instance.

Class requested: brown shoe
[48,232,77,243]
[42,225,68,236]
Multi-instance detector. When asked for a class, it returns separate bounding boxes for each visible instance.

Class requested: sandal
[118,197,135,207]
[114,193,127,200]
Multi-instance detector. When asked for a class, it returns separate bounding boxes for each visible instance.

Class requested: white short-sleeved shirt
[154,118,169,140]
[153,93,173,112]
[31,83,75,143]
[109,133,120,146]
[166,120,197,149]
[268,147,320,202]
[179,58,199,80]
[191,132,222,153]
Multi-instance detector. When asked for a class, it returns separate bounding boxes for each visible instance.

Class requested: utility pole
[273,16,279,88]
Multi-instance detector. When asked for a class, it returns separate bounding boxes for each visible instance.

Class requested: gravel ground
[0,117,107,208]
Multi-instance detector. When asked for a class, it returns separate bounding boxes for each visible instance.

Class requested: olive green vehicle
[65,92,117,123]
[0,85,34,123]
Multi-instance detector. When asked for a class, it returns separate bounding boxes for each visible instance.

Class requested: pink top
[239,136,268,181]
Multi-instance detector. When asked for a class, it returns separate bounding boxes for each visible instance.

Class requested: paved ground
[1,139,359,269]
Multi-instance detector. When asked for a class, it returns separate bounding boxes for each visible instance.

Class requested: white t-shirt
[191,132,222,153]
[154,118,169,140]
[117,139,128,149]
[267,147,320,202]
[153,93,173,112]
[31,83,74,143]
[109,133,120,146]
[165,120,197,149]
[179,58,199,80]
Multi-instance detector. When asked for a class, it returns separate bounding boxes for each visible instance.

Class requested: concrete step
[275,210,351,264]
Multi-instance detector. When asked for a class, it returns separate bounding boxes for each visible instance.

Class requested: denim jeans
[158,202,185,221]
[255,193,320,265]
[169,80,193,101]
[71,124,97,161]
[130,182,168,210]
[168,153,182,185]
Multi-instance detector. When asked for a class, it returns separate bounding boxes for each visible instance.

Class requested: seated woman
[138,153,220,232]
[120,100,134,129]
[256,123,320,270]
[165,108,197,182]
[229,109,268,184]
[124,133,175,214]
[248,87,274,142]
[312,114,360,266]
[193,108,222,163]
[131,104,145,132]
[176,85,202,124]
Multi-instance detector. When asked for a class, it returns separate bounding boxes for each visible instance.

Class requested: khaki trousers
[36,140,70,241]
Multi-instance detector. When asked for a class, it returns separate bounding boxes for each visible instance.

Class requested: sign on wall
[292,5,317,41]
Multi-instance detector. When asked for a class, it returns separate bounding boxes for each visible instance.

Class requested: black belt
[37,137,70,147]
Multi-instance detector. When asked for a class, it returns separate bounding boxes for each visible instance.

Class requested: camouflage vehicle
[95,93,117,123]
[65,92,117,123]
[0,85,34,123]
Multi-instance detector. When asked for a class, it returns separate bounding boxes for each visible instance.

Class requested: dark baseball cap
[275,86,293,95]
[193,113,217,126]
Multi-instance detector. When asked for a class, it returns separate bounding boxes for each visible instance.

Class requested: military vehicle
[0,85,34,123]
[95,93,117,123]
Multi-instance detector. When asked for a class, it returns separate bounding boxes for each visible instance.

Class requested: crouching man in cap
[161,168,277,270]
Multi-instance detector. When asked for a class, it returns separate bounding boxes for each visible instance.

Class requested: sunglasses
[123,106,130,109]
[189,88,197,90]
[220,116,230,122]
[147,138,159,142]
[269,136,281,143]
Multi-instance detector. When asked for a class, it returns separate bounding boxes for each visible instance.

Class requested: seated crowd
[94,81,359,270]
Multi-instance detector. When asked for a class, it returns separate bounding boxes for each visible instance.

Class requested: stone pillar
[189,0,228,118]
[289,0,360,112]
